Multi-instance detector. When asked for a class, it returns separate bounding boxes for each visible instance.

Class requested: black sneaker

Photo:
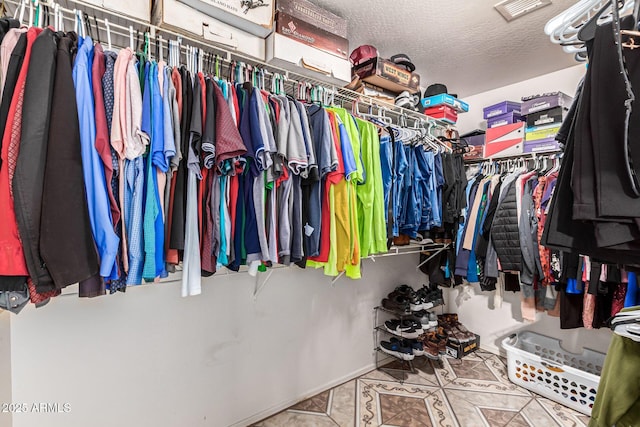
[424,283,444,307]
[414,287,434,311]
[384,319,423,339]
[380,340,415,361]
[390,337,425,356]
[382,295,411,313]
[412,310,430,329]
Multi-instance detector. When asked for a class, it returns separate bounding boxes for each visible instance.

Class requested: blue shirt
[73,36,119,280]
[151,63,167,278]
[125,157,145,285]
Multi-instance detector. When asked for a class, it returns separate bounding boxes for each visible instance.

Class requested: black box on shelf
[446,334,480,359]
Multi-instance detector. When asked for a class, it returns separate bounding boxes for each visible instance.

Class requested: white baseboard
[230,363,378,427]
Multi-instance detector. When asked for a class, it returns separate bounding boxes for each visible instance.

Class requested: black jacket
[491,179,522,272]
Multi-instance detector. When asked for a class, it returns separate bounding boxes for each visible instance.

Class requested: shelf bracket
[416,245,448,271]
[331,271,345,286]
[253,269,275,301]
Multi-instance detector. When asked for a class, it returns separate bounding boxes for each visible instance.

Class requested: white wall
[8,255,427,427]
[451,64,613,358]
[0,312,11,427]
[456,64,587,134]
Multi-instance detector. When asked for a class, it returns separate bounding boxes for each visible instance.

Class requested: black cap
[390,53,416,72]
[424,83,448,98]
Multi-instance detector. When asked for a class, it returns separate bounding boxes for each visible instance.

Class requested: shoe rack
[373,302,445,383]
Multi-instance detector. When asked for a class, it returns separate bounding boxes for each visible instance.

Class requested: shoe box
[85,0,150,21]
[275,0,349,59]
[152,0,267,60]
[268,0,351,84]
[171,0,275,37]
[487,111,523,128]
[483,122,524,158]
[524,137,561,154]
[483,100,521,120]
[521,92,573,116]
[352,56,421,94]
[420,93,469,113]
[461,130,485,161]
[525,106,566,128]
[446,334,481,359]
[423,105,458,125]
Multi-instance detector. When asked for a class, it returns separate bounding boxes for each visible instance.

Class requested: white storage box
[152,0,266,60]
[502,331,605,416]
[176,0,273,38]
[84,0,150,22]
[266,32,350,85]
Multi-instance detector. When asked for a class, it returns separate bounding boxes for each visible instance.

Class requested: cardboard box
[487,111,523,128]
[352,57,420,94]
[523,138,561,154]
[484,123,525,158]
[84,0,150,21]
[152,0,266,60]
[521,92,573,116]
[420,93,469,113]
[483,101,521,119]
[526,106,566,128]
[446,334,481,359]
[424,105,458,124]
[276,0,347,38]
[275,11,348,59]
[176,0,274,37]
[267,32,351,84]
[525,125,561,141]
[461,130,485,161]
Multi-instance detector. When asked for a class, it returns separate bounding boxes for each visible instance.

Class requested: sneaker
[424,283,444,307]
[382,295,411,314]
[384,319,423,339]
[380,340,415,361]
[390,337,425,356]
[421,332,441,360]
[412,310,430,329]
[438,314,475,343]
[413,287,434,311]
[428,312,438,328]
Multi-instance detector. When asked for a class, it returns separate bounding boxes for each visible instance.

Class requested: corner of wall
[0,310,12,427]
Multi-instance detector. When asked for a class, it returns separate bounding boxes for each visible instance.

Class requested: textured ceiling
[311,0,578,97]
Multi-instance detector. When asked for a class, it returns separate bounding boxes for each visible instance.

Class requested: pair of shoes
[426,282,445,307]
[410,232,434,245]
[390,337,424,356]
[412,287,435,311]
[438,314,476,343]
[434,232,452,244]
[384,319,423,339]
[419,329,447,359]
[412,310,438,330]
[380,339,415,360]
[384,284,429,312]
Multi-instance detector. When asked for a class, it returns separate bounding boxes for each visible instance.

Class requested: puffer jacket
[491,178,522,272]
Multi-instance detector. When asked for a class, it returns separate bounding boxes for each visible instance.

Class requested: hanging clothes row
[0,16,467,312]
[459,155,562,317]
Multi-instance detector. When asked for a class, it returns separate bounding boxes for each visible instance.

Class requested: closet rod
[7,0,450,128]
[463,150,562,164]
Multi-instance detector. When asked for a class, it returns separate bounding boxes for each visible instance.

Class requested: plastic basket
[502,331,606,416]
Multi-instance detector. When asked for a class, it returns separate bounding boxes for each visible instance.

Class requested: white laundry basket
[502,331,606,416]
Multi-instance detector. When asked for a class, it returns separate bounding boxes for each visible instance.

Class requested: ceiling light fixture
[495,0,552,22]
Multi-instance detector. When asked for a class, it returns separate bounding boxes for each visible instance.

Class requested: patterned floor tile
[254,410,339,427]
[256,352,588,427]
[436,357,531,396]
[536,396,590,427]
[329,380,356,427]
[290,390,332,415]
[356,378,439,426]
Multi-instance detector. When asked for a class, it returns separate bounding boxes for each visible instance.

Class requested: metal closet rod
[6,0,449,127]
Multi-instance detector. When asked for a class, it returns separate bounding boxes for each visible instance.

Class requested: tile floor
[253,350,591,427]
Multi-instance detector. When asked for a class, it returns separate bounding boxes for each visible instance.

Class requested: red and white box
[483,123,524,158]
